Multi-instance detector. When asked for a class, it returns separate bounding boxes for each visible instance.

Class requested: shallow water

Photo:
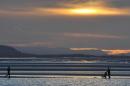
[0,77,130,86]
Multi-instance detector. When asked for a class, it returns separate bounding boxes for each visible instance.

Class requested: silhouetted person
[104,72,107,79]
[7,66,11,78]
[107,66,111,79]
[103,71,107,79]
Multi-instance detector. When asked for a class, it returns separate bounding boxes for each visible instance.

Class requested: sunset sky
[0,0,130,53]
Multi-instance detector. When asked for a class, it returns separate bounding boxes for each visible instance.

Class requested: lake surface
[0,57,130,78]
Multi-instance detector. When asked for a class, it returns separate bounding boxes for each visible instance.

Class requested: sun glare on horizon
[70,8,99,15]
[34,0,130,16]
[69,7,129,16]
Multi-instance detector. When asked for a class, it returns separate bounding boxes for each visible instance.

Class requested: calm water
[0,57,130,78]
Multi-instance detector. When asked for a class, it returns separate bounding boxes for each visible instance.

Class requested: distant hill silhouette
[15,46,107,56]
[0,45,33,57]
[15,47,75,55]
[0,45,130,59]
[0,45,92,57]
[0,45,98,58]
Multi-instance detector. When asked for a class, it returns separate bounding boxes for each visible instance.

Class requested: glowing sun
[34,0,130,16]
[69,7,129,16]
[70,8,98,15]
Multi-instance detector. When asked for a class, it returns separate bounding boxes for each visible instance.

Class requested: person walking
[7,66,11,78]
[103,71,107,79]
[107,66,111,79]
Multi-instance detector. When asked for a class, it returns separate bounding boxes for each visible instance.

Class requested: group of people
[103,66,111,79]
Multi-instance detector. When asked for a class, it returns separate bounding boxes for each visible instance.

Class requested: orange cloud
[33,0,130,16]
[0,3,130,16]
[102,50,130,55]
[33,7,130,16]
[0,0,130,17]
